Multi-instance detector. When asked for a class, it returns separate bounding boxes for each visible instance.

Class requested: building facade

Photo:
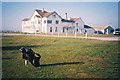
[84,25,95,34]
[22,9,85,34]
[104,26,114,34]
[93,25,114,34]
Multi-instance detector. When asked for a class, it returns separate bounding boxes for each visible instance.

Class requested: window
[44,20,46,23]
[56,20,59,24]
[66,28,68,30]
[38,21,40,24]
[55,27,57,32]
[50,27,52,32]
[47,20,52,24]
[77,29,78,32]
[76,23,78,26]
[111,30,114,33]
[53,15,56,18]
[36,30,39,32]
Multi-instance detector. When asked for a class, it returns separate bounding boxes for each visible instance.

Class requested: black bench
[19,47,41,67]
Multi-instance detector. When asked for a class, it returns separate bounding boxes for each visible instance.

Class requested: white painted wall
[74,19,85,34]
[45,12,63,33]
[22,10,86,34]
[85,28,95,34]
[61,22,74,33]
[75,19,84,29]
[22,10,43,33]
[30,11,42,33]
[42,17,47,33]
[22,20,31,33]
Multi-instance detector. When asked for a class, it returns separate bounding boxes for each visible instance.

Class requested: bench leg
[24,60,28,66]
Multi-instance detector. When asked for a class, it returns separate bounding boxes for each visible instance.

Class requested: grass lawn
[2,35,119,78]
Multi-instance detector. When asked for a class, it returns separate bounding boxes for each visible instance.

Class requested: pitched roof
[61,19,74,22]
[35,15,41,18]
[71,18,80,21]
[35,9,53,17]
[22,18,29,21]
[104,26,114,30]
[84,25,92,28]
[92,25,107,30]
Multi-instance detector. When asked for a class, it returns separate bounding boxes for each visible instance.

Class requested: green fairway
[2,35,119,78]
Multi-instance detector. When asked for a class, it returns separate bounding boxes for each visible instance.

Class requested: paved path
[1,33,120,41]
[49,36,120,41]
[86,37,120,41]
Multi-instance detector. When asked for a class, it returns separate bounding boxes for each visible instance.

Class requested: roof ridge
[22,18,30,21]
[71,17,80,21]
[35,9,53,18]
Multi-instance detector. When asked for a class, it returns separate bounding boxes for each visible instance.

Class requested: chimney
[65,13,68,20]
[42,8,44,12]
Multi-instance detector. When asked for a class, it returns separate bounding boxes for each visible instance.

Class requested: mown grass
[2,35,119,78]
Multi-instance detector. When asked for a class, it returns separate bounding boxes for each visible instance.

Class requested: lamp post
[85,30,87,38]
[66,28,68,37]
[58,32,59,37]
[74,26,77,38]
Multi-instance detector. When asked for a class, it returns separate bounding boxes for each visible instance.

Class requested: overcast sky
[1,2,119,31]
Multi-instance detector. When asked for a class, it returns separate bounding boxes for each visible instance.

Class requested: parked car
[114,28,120,35]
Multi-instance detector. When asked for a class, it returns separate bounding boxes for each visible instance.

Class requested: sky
[0,2,2,31]
[1,2,119,31]
[1,0,120,2]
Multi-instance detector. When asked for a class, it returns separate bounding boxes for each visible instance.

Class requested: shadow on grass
[2,44,51,51]
[2,45,38,51]
[1,58,13,60]
[39,62,84,67]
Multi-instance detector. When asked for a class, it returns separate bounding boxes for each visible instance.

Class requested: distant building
[93,26,105,34]
[22,9,85,34]
[84,25,95,34]
[104,26,114,34]
[113,28,120,35]
[93,25,114,34]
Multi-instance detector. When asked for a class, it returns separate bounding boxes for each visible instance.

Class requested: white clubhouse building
[22,9,86,34]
